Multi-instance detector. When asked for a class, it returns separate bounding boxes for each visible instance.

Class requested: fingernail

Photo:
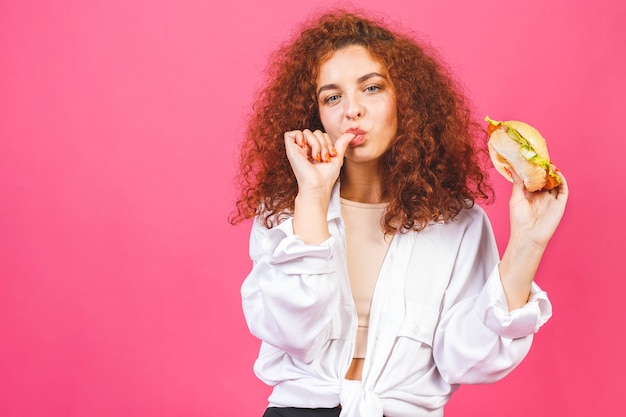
[330,147,337,156]
[315,152,322,163]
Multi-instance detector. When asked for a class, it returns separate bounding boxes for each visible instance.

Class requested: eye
[324,94,340,104]
[364,85,381,93]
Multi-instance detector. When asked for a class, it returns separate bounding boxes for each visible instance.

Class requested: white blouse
[241,183,552,417]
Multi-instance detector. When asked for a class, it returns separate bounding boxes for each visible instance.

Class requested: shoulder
[455,203,489,223]
[400,205,493,250]
[439,203,490,232]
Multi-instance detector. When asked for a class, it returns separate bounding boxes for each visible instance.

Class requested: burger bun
[487,120,558,192]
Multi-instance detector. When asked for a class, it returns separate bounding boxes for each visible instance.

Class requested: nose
[344,94,364,120]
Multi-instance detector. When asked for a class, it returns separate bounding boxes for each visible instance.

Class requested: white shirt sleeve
[477,270,552,338]
[432,209,553,384]
[241,217,341,364]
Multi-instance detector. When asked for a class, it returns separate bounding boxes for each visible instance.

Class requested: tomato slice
[487,122,502,136]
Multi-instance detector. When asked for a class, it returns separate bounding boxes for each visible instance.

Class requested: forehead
[317,45,385,84]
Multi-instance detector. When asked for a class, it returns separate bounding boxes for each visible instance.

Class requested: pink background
[1,0,624,416]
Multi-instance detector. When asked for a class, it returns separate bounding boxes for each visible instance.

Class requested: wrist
[293,192,331,245]
[500,236,547,310]
[508,233,548,255]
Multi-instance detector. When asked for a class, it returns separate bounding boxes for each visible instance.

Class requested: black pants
[263,407,342,417]
[263,407,386,417]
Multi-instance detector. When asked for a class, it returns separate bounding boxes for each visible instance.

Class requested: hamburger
[485,116,561,192]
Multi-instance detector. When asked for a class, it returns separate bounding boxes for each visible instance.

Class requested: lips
[346,128,366,146]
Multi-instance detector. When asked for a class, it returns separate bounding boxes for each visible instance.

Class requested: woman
[231,10,568,417]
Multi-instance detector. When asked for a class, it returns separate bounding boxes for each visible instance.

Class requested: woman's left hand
[508,168,569,250]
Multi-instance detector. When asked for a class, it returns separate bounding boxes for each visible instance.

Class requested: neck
[340,160,385,203]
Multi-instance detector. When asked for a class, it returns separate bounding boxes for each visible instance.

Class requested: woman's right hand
[284,129,355,194]
[284,129,355,244]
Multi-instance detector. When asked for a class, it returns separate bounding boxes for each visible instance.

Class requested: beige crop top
[340,198,392,359]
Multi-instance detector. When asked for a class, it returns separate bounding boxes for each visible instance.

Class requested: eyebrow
[317,72,387,97]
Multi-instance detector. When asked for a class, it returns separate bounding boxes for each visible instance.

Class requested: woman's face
[316,44,398,166]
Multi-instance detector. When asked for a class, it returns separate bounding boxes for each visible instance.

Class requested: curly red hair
[230,10,492,233]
